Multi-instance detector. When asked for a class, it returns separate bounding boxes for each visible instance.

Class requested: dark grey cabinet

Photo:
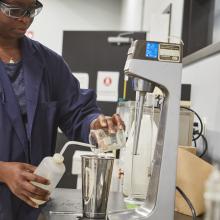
[182,0,215,56]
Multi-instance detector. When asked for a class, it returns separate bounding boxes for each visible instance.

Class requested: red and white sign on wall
[103,77,112,87]
[97,71,119,102]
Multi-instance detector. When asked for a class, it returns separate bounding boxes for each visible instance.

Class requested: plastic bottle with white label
[30,153,66,205]
[204,165,220,220]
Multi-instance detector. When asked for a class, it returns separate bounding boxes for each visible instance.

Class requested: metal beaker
[81,155,114,219]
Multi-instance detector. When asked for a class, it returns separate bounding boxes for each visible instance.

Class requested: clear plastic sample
[89,129,126,153]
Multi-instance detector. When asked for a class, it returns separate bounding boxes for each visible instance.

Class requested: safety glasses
[0,0,43,19]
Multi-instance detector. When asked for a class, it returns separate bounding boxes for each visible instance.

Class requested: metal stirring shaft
[132,78,155,155]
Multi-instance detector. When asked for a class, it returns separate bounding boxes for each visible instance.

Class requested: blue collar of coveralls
[20,36,45,70]
[21,36,37,59]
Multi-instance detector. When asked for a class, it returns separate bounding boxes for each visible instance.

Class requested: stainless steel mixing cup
[81,155,114,219]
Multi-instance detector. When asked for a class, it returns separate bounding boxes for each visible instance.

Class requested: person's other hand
[90,113,125,133]
[0,162,50,208]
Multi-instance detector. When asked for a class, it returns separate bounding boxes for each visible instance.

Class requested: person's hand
[0,162,50,208]
[90,113,125,133]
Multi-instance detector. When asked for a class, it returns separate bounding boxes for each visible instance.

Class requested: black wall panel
[62,31,146,115]
[182,0,215,56]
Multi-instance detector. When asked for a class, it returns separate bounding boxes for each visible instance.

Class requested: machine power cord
[199,134,208,158]
[176,186,197,220]
[181,106,208,158]
[180,106,203,141]
[193,139,197,147]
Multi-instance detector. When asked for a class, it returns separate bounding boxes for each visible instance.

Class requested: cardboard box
[175,147,213,216]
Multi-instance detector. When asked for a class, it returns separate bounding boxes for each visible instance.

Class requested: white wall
[120,0,145,31]
[29,0,185,54]
[182,54,220,161]
[144,0,184,42]
[162,0,184,41]
[30,0,122,54]
[120,0,184,42]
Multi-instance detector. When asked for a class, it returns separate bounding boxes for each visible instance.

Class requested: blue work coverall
[0,36,101,220]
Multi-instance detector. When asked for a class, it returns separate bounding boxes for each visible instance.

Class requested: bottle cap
[53,153,64,164]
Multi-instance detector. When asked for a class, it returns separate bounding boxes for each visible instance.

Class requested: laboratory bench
[38,188,203,220]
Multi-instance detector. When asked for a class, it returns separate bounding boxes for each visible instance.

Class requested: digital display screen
[146,42,159,59]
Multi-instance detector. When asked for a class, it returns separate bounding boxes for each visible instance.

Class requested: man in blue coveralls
[0,0,125,219]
